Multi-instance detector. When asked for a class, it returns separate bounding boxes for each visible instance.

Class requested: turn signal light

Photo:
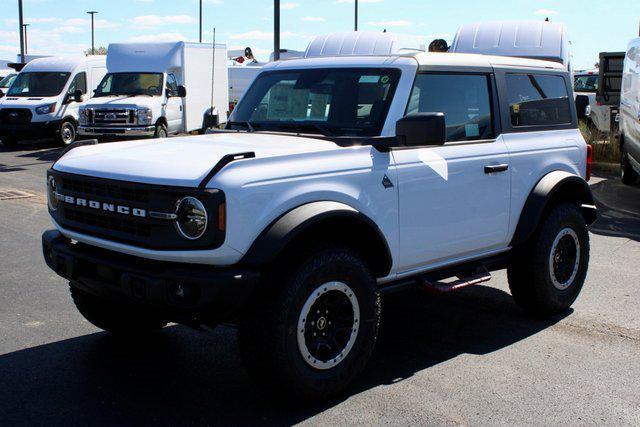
[586,144,593,181]
[218,202,226,231]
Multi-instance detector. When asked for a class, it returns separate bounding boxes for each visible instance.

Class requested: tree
[84,46,107,56]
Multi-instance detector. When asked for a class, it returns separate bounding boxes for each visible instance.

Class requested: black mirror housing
[396,113,446,147]
[73,89,83,103]
[0,89,4,98]
[177,85,187,98]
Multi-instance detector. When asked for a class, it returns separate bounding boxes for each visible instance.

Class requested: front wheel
[508,203,590,316]
[57,120,77,146]
[154,123,168,139]
[238,246,381,401]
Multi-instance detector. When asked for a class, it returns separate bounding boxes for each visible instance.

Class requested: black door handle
[484,164,509,174]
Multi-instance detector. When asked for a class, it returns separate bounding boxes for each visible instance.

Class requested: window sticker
[465,123,480,138]
[358,75,380,83]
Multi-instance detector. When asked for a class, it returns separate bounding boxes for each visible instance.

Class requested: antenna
[209,27,217,128]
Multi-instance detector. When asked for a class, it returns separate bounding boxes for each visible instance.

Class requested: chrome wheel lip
[549,227,580,290]
[297,281,360,370]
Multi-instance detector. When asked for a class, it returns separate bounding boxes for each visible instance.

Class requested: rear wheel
[621,148,638,185]
[508,203,590,316]
[70,284,167,336]
[238,246,381,401]
[57,120,76,146]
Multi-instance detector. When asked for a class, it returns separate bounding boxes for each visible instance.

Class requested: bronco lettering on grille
[57,194,147,218]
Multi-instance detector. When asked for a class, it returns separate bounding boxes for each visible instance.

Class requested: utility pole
[199,0,203,43]
[22,23,29,55]
[18,0,25,63]
[274,0,280,60]
[355,0,358,31]
[87,11,98,55]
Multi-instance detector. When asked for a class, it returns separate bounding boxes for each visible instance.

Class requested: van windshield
[95,72,163,97]
[0,73,17,89]
[7,72,70,97]
[231,68,401,137]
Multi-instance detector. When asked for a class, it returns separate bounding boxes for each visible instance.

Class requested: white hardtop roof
[264,50,565,72]
[451,20,568,63]
[107,41,226,73]
[22,55,104,73]
[305,31,425,58]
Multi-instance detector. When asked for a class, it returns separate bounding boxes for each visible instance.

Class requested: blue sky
[1,0,638,69]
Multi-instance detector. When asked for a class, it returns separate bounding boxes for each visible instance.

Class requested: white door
[393,72,511,273]
[164,72,183,133]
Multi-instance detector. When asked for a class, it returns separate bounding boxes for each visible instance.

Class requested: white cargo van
[619,38,640,185]
[451,20,573,73]
[0,56,106,147]
[79,42,228,139]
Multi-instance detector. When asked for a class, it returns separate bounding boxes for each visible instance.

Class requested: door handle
[484,164,509,174]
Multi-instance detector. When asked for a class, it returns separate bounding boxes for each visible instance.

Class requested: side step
[422,266,491,294]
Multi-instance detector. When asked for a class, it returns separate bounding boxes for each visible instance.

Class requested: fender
[510,171,597,247]
[241,201,393,276]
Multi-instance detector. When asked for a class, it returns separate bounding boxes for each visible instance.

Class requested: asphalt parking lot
[1,140,639,426]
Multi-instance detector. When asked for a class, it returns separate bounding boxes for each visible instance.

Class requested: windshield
[574,74,598,92]
[7,72,70,97]
[0,74,16,89]
[232,68,401,137]
[95,72,164,97]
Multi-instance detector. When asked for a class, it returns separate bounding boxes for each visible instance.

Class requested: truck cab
[43,31,595,401]
[79,42,228,139]
[0,56,106,147]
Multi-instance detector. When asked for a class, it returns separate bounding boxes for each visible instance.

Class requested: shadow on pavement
[590,173,640,242]
[0,286,566,425]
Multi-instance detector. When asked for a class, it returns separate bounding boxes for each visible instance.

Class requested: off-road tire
[154,123,168,139]
[238,246,381,401]
[621,148,638,186]
[70,284,167,336]
[57,120,77,146]
[508,203,590,317]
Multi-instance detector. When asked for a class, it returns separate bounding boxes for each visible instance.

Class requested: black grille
[0,108,32,124]
[61,176,149,204]
[49,170,226,250]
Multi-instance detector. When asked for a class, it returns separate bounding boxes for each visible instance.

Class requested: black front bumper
[42,230,260,320]
[0,119,61,139]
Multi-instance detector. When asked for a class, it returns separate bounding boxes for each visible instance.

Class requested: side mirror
[0,89,4,98]
[73,89,83,103]
[396,112,446,147]
[177,85,187,98]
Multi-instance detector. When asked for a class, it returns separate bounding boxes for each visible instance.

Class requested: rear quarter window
[506,74,572,127]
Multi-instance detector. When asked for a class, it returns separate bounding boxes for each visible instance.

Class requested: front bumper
[79,125,155,137]
[0,119,61,139]
[42,229,260,319]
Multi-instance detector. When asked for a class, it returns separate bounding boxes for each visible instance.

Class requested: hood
[82,95,163,109]
[0,95,59,107]
[53,132,339,187]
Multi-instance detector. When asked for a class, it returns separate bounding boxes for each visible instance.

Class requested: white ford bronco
[42,32,597,401]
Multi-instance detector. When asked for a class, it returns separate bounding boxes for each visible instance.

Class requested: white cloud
[64,18,121,30]
[4,17,60,26]
[128,33,189,43]
[301,16,326,22]
[129,15,197,27]
[281,2,300,9]
[367,20,411,27]
[534,9,558,15]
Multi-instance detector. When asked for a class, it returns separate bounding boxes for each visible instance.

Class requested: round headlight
[47,175,58,211]
[174,196,208,240]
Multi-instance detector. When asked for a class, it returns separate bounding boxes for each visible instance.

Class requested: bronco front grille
[48,170,226,251]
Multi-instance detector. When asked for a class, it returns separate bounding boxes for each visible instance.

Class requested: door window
[166,73,178,96]
[407,73,494,142]
[68,72,87,95]
[506,74,571,127]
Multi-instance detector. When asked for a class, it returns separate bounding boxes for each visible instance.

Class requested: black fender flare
[510,171,597,247]
[240,201,393,277]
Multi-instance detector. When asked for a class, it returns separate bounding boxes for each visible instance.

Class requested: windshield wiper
[271,122,335,137]
[227,121,256,132]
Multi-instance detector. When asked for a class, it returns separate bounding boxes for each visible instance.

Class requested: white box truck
[0,55,106,147]
[79,42,228,139]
